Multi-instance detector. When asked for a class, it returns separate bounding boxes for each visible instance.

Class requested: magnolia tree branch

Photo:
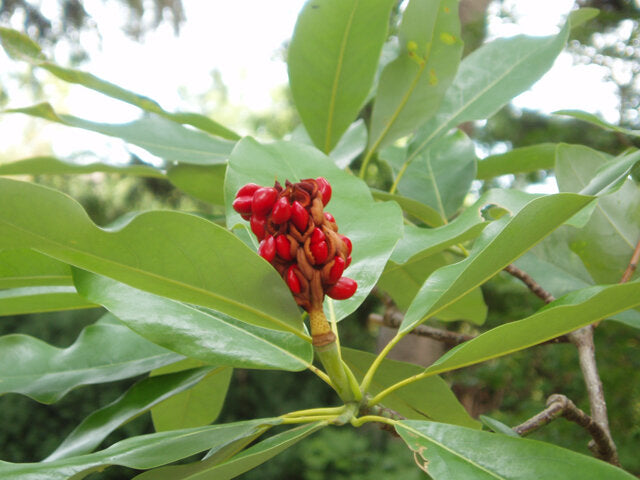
[503,263,620,466]
[620,238,640,283]
[369,312,473,347]
[514,394,620,466]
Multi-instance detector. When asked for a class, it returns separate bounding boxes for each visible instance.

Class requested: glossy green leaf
[556,144,640,283]
[0,419,280,480]
[371,190,444,227]
[0,249,71,289]
[398,130,476,220]
[421,281,640,378]
[554,109,640,138]
[579,149,640,196]
[150,360,232,432]
[344,348,478,428]
[291,120,368,169]
[74,270,314,371]
[369,0,462,151]
[167,164,226,205]
[288,0,395,152]
[476,143,557,180]
[0,156,164,177]
[409,21,569,163]
[135,422,324,480]
[225,137,403,321]
[0,27,238,140]
[0,178,305,335]
[0,285,97,316]
[568,7,600,29]
[396,420,635,479]
[0,315,181,403]
[4,103,235,165]
[402,193,593,332]
[45,367,214,461]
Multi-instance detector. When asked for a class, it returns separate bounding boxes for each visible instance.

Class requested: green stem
[281,415,337,425]
[283,406,347,418]
[315,341,357,403]
[350,415,399,428]
[368,370,433,407]
[359,331,404,394]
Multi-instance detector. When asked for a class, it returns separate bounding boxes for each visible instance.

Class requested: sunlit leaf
[0,156,165,177]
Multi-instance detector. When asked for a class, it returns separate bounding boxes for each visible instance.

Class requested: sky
[0,0,625,163]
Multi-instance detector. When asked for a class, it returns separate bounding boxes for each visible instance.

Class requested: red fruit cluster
[233,177,357,311]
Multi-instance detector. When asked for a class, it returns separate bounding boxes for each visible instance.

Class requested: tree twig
[503,263,556,304]
[620,238,640,283]
[369,312,473,347]
[513,394,620,466]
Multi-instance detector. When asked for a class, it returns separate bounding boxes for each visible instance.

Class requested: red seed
[327,277,357,300]
[328,256,345,283]
[340,235,352,255]
[271,197,292,224]
[241,213,251,221]
[291,201,309,232]
[310,241,328,264]
[236,183,261,198]
[275,235,292,261]
[316,177,332,206]
[252,187,278,216]
[345,255,352,268]
[258,235,276,263]
[250,215,266,240]
[286,265,301,294]
[324,212,335,223]
[310,227,325,245]
[232,196,253,215]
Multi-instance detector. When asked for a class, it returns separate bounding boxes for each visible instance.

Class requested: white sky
[0,0,625,162]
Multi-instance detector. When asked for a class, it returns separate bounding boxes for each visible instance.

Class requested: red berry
[250,215,266,240]
[258,235,276,263]
[236,183,261,198]
[310,227,325,245]
[275,235,293,260]
[310,241,328,264]
[316,177,332,206]
[271,197,292,224]
[286,265,301,294]
[252,187,278,216]
[241,213,251,221]
[340,235,352,255]
[328,256,345,283]
[345,255,352,268]
[232,196,253,215]
[327,277,357,300]
[291,201,309,232]
[324,212,335,223]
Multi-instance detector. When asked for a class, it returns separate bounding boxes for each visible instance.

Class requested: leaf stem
[350,415,399,428]
[367,370,433,408]
[359,331,404,395]
[282,406,347,418]
[281,415,338,425]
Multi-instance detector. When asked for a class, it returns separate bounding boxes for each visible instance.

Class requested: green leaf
[369,0,463,151]
[579,149,640,196]
[371,189,444,227]
[291,120,368,169]
[401,193,593,332]
[568,8,600,29]
[476,143,557,180]
[74,270,314,371]
[396,420,635,479]
[0,178,305,335]
[0,249,72,289]
[0,419,280,480]
[45,367,215,461]
[0,285,97,316]
[225,138,403,321]
[4,104,235,165]
[0,315,181,403]
[479,415,519,437]
[0,156,165,177]
[343,348,478,428]
[167,164,226,205]
[0,27,238,140]
[288,0,395,152]
[134,422,325,480]
[422,281,640,377]
[409,21,569,162]
[554,109,640,138]
[556,144,640,283]
[150,360,232,432]
[397,130,476,220]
